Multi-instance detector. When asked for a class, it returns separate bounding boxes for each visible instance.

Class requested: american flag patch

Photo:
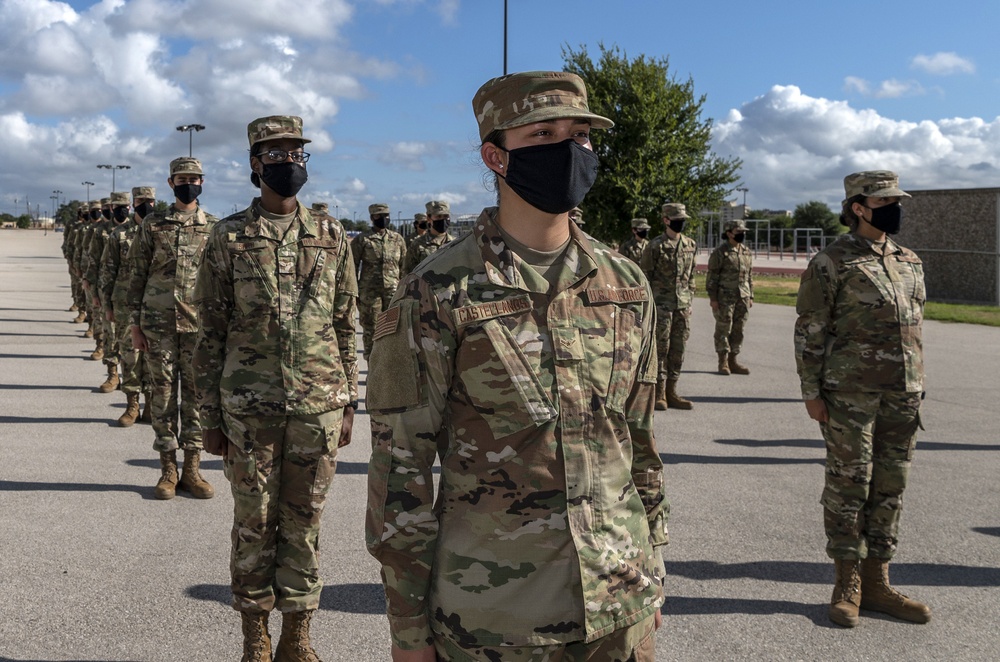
[373,306,401,341]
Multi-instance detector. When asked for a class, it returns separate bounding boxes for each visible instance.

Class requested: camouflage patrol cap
[89,200,102,211]
[132,186,156,200]
[247,115,311,148]
[661,202,690,220]
[170,157,203,176]
[425,200,450,216]
[369,203,390,216]
[472,71,614,141]
[311,202,329,213]
[413,212,427,223]
[569,207,583,222]
[631,218,651,230]
[842,170,911,204]
[110,191,130,206]
[724,220,748,234]
[100,197,111,207]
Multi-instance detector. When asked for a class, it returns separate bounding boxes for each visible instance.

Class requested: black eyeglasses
[260,148,310,163]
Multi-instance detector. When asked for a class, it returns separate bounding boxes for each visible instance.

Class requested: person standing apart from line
[706,219,753,375]
[127,157,217,501]
[366,70,668,662]
[404,200,455,273]
[618,217,651,264]
[352,202,407,362]
[195,115,359,662]
[641,202,697,410]
[794,170,931,628]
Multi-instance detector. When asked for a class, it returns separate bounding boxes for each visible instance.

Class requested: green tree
[16,214,32,229]
[563,44,741,242]
[793,200,842,235]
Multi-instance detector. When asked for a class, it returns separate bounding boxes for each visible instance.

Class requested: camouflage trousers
[221,408,342,613]
[144,328,201,452]
[435,614,656,662]
[115,313,146,395]
[712,298,750,355]
[101,314,119,366]
[655,307,691,381]
[819,389,922,561]
[358,288,396,361]
[70,269,85,309]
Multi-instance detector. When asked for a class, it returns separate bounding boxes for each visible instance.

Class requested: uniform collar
[240,198,317,240]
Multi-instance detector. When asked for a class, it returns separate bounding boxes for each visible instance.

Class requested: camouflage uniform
[63,213,86,312]
[366,208,668,653]
[407,213,428,253]
[405,201,455,273]
[127,195,217,452]
[618,218,651,264]
[86,196,130,369]
[81,199,113,355]
[641,203,697,387]
[706,222,753,356]
[193,198,359,614]
[351,204,406,360]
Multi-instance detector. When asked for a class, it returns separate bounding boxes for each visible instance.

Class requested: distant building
[758,208,793,218]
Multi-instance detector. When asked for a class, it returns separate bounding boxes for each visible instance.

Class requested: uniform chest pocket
[458,318,556,440]
[579,305,641,414]
[150,229,178,270]
[230,245,277,315]
[895,255,926,302]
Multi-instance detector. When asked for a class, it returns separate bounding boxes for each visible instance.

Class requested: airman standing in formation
[351,202,406,361]
[642,202,697,410]
[618,216,651,263]
[195,115,359,662]
[89,192,133,394]
[100,186,156,427]
[80,197,113,358]
[408,212,428,252]
[404,200,454,272]
[63,206,87,315]
[795,170,931,628]
[128,157,217,501]
[707,219,754,375]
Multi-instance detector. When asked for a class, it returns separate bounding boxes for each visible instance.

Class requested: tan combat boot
[89,346,104,361]
[73,310,87,324]
[274,610,322,662]
[117,393,141,427]
[728,354,750,375]
[84,324,94,338]
[240,611,272,662]
[829,559,862,627]
[98,364,120,393]
[665,379,693,410]
[654,379,668,411]
[717,352,730,375]
[140,391,153,423]
[154,451,179,500]
[69,303,79,312]
[178,449,215,499]
[860,557,931,623]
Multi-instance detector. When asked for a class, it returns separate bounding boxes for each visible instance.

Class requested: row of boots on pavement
[652,353,751,411]
[241,609,323,662]
[72,305,214,502]
[829,558,932,627]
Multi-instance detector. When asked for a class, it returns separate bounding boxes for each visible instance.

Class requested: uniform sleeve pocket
[367,302,422,411]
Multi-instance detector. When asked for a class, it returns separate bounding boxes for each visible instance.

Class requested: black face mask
[865,202,903,235]
[89,210,102,221]
[260,162,307,198]
[372,217,388,230]
[669,219,686,233]
[733,233,746,243]
[173,183,202,205]
[432,219,449,234]
[499,139,599,214]
[112,207,130,222]
[415,222,428,231]
[636,229,649,240]
[135,202,154,219]
[101,208,112,220]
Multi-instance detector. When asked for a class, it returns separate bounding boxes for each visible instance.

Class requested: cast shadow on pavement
[0,353,89,360]
[126,458,224,471]
[660,452,822,466]
[0,479,158,500]
[0,331,80,338]
[972,527,1000,537]
[187,582,386,614]
[661,596,834,627]
[0,415,117,426]
[687,396,803,404]
[0,658,142,662]
[0,383,95,391]
[667,560,1000,587]
[715,438,1000,452]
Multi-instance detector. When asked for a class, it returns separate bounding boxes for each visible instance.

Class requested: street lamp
[51,190,63,225]
[335,205,339,219]
[81,181,95,203]
[97,164,131,191]
[176,124,206,157]
[736,187,749,217]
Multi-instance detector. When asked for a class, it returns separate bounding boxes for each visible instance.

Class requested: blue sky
[2,0,998,224]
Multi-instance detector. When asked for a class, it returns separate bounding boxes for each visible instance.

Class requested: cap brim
[253,133,312,146]
[496,106,614,133]
[867,186,911,199]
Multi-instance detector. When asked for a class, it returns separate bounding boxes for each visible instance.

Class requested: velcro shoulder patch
[452,295,532,328]
[586,287,648,304]
[373,306,401,341]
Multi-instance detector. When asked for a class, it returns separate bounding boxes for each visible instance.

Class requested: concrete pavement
[1,230,998,661]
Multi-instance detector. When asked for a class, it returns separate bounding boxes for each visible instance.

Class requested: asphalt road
[1,231,998,661]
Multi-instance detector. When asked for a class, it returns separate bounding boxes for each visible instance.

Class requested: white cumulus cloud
[911,52,975,76]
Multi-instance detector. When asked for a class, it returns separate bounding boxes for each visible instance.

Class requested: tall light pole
[97,164,131,191]
[51,189,63,225]
[81,181,95,203]
[503,0,508,74]
[736,187,749,218]
[176,124,206,157]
